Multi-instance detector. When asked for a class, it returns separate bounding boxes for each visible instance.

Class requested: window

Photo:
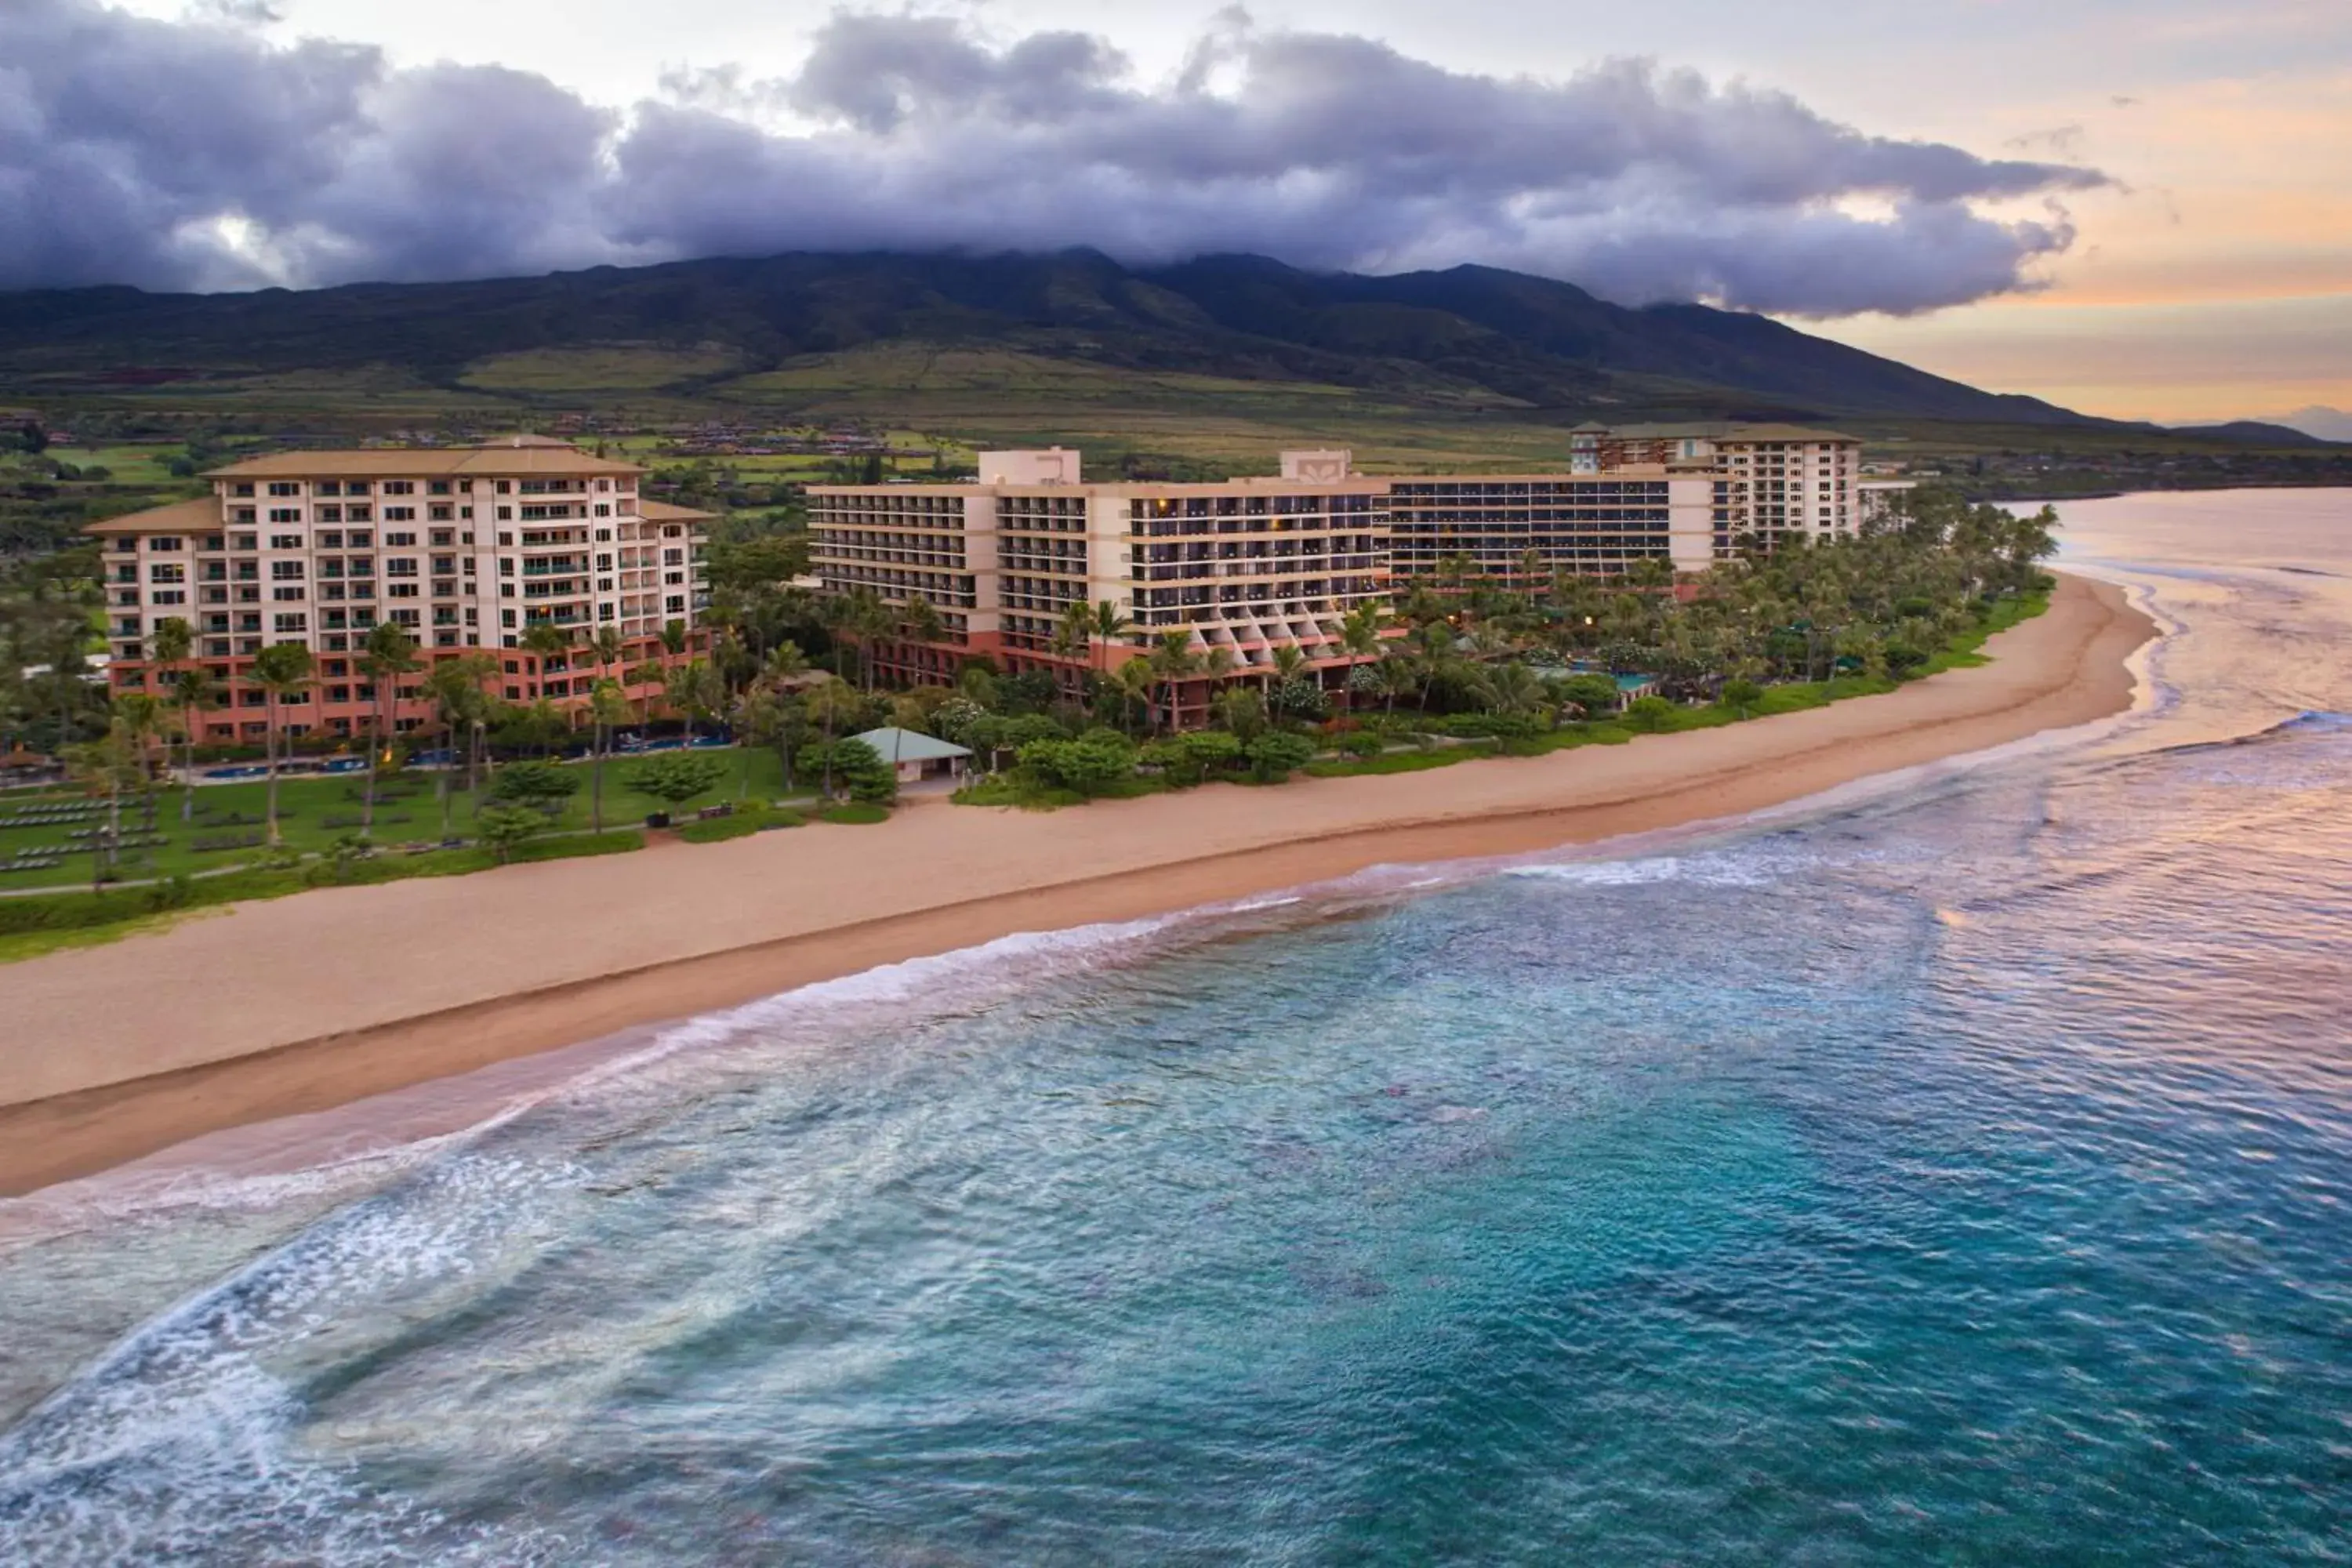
[268,481,300,496]
[383,506,416,522]
[344,481,371,496]
[383,481,415,495]
[347,530,372,548]
[430,530,453,547]
[270,561,304,579]
[318,532,343,549]
[231,507,256,524]
[428,481,452,495]
[316,506,342,523]
[384,558,418,577]
[273,613,308,633]
[388,583,419,598]
[272,586,305,601]
[391,608,421,629]
[202,535,224,550]
[270,535,303,551]
[346,506,372,523]
[268,510,300,525]
[152,590,187,606]
[385,532,416,547]
[151,535,183,552]
[430,505,452,522]
[231,483,255,497]
[148,563,184,583]
[497,506,513,521]
[316,481,342,497]
[495,481,512,494]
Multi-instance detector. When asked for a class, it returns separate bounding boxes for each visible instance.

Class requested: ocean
[2,488,2347,1565]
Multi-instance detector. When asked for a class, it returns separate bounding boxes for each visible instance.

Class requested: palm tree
[1483,662,1547,720]
[113,691,165,832]
[249,641,315,847]
[421,653,495,837]
[659,619,689,660]
[803,677,865,800]
[763,639,809,689]
[1112,659,1156,737]
[1149,630,1199,735]
[1053,601,1093,699]
[624,660,664,727]
[587,678,630,833]
[165,665,218,823]
[1087,600,1132,682]
[358,621,419,841]
[592,624,626,684]
[521,619,572,710]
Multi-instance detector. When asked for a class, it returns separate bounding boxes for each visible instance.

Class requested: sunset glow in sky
[44,0,2352,422]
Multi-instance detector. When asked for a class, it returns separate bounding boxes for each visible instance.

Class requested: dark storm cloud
[0,0,2107,315]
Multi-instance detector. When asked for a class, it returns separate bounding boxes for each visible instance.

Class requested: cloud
[0,0,2107,316]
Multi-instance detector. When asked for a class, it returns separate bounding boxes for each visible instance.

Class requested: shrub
[819,802,890,825]
[797,737,897,803]
[626,751,728,808]
[1339,731,1386,758]
[1019,731,1139,797]
[1273,677,1329,722]
[488,758,579,807]
[1554,673,1622,719]
[1622,695,1679,734]
[1719,678,1764,717]
[473,803,548,863]
[1243,731,1318,782]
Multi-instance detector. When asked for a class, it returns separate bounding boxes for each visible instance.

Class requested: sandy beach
[0,572,2153,1195]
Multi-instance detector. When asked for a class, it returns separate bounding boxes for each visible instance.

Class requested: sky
[13,0,2350,423]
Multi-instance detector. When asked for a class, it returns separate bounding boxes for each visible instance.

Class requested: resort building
[1566,423,1866,550]
[88,436,712,745]
[811,448,1391,720]
[810,425,1877,716]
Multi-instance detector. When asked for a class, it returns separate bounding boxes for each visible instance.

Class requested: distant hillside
[2165,420,2334,448]
[0,250,2105,429]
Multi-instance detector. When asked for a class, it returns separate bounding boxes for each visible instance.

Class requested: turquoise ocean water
[2,490,2347,1564]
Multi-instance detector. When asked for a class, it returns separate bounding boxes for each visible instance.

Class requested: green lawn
[0,746,817,892]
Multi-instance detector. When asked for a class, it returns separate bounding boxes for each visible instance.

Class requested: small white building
[851,727,972,784]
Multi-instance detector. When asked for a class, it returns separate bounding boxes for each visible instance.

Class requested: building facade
[89,437,712,745]
[811,426,1873,708]
[812,448,1391,713]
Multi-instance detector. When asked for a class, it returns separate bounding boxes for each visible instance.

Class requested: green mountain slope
[0,249,2103,429]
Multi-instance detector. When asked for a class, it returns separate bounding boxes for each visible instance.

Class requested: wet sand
[0,572,2154,1194]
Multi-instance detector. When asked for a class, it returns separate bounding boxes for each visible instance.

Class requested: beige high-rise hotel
[89,436,711,745]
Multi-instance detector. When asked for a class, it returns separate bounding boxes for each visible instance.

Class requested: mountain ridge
[0,249,2107,428]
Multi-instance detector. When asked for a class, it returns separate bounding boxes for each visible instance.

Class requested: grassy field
[0,746,818,892]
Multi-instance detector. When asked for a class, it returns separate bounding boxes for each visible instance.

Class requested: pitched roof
[850,726,971,764]
[640,499,717,523]
[83,497,219,536]
[202,437,645,479]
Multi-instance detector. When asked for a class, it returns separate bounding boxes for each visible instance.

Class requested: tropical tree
[165,664,219,823]
[1087,600,1132,681]
[112,691,166,831]
[421,652,496,837]
[1148,630,1199,735]
[586,678,630,833]
[624,659,664,726]
[249,641,315,846]
[357,621,420,840]
[802,677,866,799]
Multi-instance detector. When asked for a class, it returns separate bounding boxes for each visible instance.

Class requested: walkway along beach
[0,572,2154,1193]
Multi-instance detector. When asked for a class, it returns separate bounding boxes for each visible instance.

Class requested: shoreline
[1,572,2155,1196]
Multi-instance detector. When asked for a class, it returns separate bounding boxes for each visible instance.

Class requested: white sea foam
[0,1154,573,1565]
